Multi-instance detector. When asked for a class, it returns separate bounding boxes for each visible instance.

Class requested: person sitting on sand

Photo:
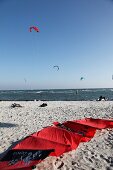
[98,96,106,101]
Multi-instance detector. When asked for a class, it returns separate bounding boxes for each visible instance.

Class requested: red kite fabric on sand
[0,118,113,170]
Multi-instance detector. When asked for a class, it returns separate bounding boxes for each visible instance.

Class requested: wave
[36,91,44,94]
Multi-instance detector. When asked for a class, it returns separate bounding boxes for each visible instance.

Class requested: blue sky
[0,0,113,89]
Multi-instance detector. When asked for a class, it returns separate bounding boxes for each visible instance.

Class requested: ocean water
[0,88,113,101]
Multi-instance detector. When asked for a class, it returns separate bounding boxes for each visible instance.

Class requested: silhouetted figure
[98,96,106,101]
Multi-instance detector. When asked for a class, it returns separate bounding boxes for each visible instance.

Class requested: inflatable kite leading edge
[0,118,113,170]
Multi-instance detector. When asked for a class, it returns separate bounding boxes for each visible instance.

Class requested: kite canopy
[0,118,113,170]
[29,26,39,32]
[80,77,84,80]
[53,65,59,71]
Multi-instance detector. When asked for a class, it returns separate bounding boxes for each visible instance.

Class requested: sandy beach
[0,101,113,170]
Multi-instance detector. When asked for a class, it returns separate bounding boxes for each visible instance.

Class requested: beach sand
[0,101,113,170]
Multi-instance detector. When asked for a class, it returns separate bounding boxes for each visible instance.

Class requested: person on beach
[98,96,106,101]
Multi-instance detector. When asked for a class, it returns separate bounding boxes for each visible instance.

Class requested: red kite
[0,118,113,170]
[29,26,39,32]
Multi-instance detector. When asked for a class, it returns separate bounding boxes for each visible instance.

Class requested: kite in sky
[80,77,85,80]
[53,65,59,71]
[24,78,27,84]
[29,26,39,32]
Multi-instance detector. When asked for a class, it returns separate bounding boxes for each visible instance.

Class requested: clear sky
[0,0,113,90]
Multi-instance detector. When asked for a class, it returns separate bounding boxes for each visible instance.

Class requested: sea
[0,88,113,101]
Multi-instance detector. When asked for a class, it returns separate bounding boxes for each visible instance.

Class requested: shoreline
[0,101,113,169]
